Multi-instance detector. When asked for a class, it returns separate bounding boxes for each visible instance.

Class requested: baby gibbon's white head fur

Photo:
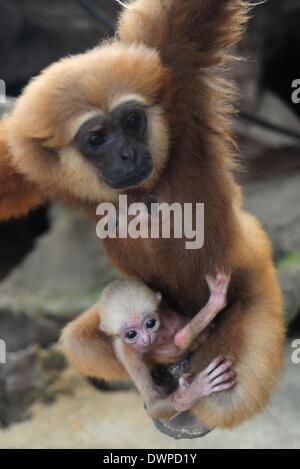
[99,279,161,337]
[6,42,170,204]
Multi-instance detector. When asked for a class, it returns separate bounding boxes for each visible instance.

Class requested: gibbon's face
[121,311,161,354]
[8,43,170,204]
[74,99,154,191]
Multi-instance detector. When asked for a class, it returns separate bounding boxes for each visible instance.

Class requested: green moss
[277,251,300,269]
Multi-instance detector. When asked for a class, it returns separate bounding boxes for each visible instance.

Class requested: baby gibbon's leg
[60,303,128,381]
[115,338,236,421]
[147,357,236,420]
[175,273,230,351]
[189,286,284,429]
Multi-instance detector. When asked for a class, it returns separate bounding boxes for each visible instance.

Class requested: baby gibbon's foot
[174,357,236,413]
[205,272,231,310]
[174,273,231,352]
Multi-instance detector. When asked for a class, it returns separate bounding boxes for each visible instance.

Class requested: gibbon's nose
[120,146,137,163]
[141,335,151,347]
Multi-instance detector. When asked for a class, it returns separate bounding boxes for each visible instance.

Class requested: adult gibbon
[0,0,284,430]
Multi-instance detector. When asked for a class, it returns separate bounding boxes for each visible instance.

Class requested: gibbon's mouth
[104,163,154,190]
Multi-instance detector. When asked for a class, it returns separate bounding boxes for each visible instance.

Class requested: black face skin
[74,101,154,190]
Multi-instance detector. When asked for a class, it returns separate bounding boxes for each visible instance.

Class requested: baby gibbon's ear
[118,0,250,69]
[155,292,162,303]
[0,118,45,220]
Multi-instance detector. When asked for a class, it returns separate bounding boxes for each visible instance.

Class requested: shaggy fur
[99,279,159,336]
[0,0,284,429]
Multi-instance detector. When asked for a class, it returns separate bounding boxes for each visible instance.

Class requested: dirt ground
[0,342,299,449]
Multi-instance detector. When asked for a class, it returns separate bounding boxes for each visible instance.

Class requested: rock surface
[0,345,67,427]
[0,204,117,353]
[244,158,300,324]
[0,343,299,449]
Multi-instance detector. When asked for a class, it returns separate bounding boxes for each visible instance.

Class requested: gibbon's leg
[0,121,44,220]
[189,267,285,429]
[174,273,230,351]
[114,340,236,421]
[61,269,284,429]
[147,358,236,420]
[60,303,129,381]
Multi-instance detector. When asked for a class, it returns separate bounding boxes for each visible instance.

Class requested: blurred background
[0,0,300,449]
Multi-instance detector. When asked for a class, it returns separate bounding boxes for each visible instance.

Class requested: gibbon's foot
[205,272,231,310]
[174,273,231,351]
[174,356,236,413]
[152,357,235,439]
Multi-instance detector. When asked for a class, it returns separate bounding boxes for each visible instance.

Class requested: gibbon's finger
[203,356,225,376]
[208,360,233,380]
[212,381,237,393]
[211,371,236,386]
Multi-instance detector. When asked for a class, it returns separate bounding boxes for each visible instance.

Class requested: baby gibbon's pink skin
[174,273,231,351]
[106,274,237,420]
[114,273,231,364]
[120,311,161,354]
[144,356,237,420]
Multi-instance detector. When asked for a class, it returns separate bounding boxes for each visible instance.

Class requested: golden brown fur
[0,0,284,429]
[0,118,44,219]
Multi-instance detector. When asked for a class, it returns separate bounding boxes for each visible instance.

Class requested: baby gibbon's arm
[114,340,162,408]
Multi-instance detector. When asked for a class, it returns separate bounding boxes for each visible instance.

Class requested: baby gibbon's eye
[87,130,107,148]
[126,330,138,341]
[146,319,157,330]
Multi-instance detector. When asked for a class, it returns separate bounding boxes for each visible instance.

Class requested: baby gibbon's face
[120,311,161,354]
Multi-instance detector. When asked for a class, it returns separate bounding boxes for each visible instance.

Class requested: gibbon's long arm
[0,119,45,220]
[115,340,237,421]
[60,303,129,381]
[118,0,249,70]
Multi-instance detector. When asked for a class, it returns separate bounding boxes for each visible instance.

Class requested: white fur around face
[99,279,160,337]
[69,110,105,141]
[109,93,148,112]
[58,146,117,203]
[58,102,169,203]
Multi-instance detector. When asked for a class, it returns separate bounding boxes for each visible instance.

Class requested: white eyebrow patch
[69,110,105,139]
[109,93,148,112]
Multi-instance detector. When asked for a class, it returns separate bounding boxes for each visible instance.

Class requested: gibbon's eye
[124,111,144,134]
[87,130,107,148]
[126,330,138,341]
[146,319,157,330]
